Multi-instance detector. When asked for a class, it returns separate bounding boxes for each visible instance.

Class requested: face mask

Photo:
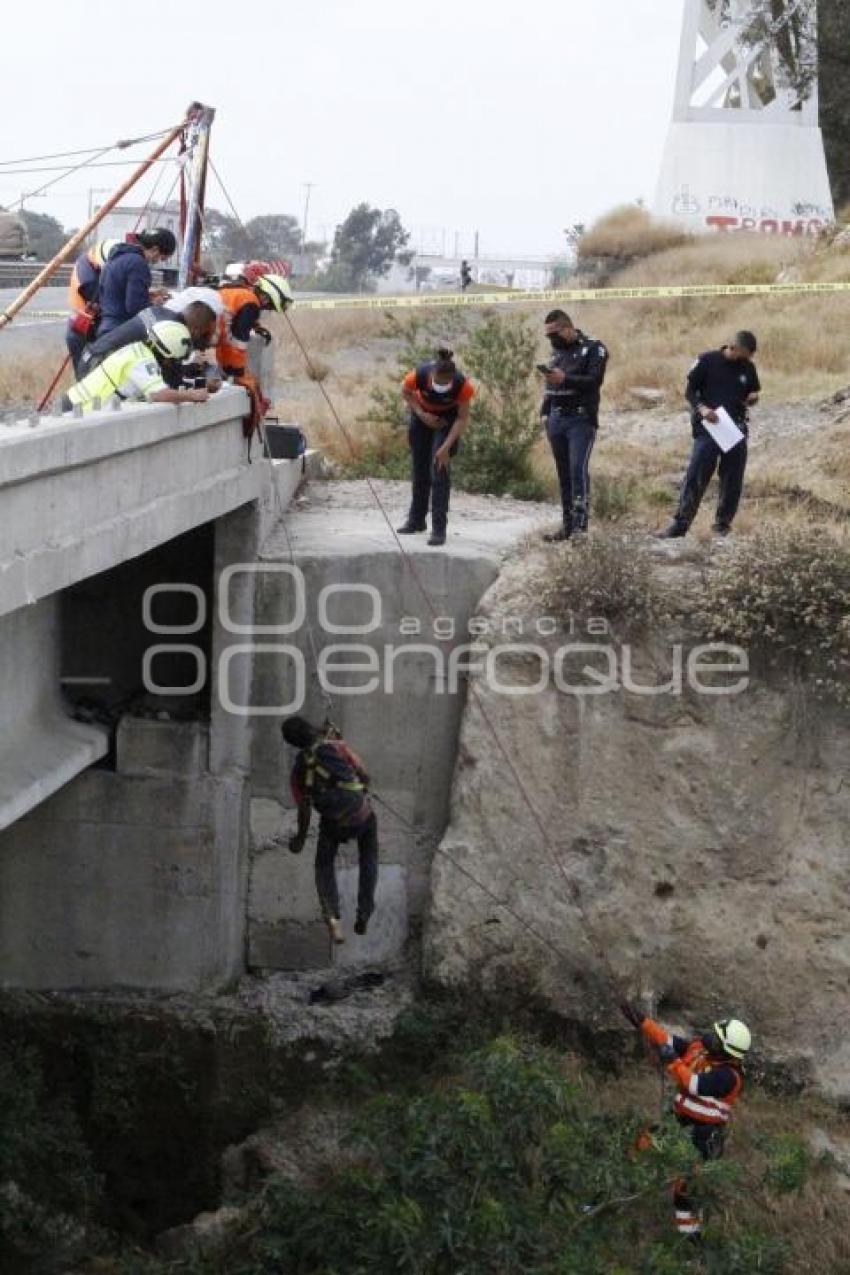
[430,378,452,394]
[548,334,570,351]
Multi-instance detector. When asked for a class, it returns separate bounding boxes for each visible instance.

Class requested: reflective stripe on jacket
[671,1040,743,1125]
[67,341,164,410]
[641,1019,743,1126]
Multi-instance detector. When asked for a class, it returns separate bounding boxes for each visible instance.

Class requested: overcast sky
[0,0,684,256]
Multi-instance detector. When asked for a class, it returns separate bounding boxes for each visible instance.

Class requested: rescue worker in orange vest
[396,347,475,547]
[216,272,293,435]
[65,238,120,373]
[621,1002,751,1243]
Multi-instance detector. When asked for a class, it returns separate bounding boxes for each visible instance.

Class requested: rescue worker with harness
[65,238,120,373]
[397,346,475,547]
[282,717,379,946]
[621,1001,751,1243]
[61,319,209,413]
[216,272,294,436]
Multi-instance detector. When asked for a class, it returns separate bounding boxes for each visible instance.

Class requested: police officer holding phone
[539,310,609,542]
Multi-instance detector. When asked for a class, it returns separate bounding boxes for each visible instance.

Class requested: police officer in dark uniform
[659,330,760,538]
[539,310,609,542]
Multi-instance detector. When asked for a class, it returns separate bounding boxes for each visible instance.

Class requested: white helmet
[148,319,193,361]
[713,1019,751,1060]
[254,273,294,313]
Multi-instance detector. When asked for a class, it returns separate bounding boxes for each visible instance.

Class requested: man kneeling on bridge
[282,717,379,946]
[61,319,209,412]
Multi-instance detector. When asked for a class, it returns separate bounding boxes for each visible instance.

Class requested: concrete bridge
[0,382,307,991]
[0,371,544,994]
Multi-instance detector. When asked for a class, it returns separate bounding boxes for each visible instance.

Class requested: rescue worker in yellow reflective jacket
[61,319,209,414]
[621,1002,751,1243]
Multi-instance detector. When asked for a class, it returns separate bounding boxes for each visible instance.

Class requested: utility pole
[302,182,315,250]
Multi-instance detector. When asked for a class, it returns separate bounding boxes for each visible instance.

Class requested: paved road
[0,287,67,361]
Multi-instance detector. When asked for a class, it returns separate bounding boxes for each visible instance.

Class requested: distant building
[92,201,183,255]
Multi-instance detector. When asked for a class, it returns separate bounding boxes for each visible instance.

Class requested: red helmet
[241,258,291,284]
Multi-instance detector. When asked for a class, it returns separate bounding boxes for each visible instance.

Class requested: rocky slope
[424,540,850,1099]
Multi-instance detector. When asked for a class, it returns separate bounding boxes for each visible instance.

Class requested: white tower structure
[655,0,833,235]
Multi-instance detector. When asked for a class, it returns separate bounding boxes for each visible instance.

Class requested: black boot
[656,522,686,539]
[543,527,570,543]
[397,522,426,534]
[428,531,446,546]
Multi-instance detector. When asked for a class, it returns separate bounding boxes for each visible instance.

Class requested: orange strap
[667,1058,692,1090]
[641,1017,670,1048]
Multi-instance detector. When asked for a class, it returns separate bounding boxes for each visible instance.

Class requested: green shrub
[196,1035,764,1274]
[357,311,547,500]
[761,1133,811,1194]
[0,1042,104,1267]
[692,526,850,705]
[452,314,548,500]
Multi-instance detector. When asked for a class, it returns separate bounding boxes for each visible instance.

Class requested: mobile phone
[536,363,550,373]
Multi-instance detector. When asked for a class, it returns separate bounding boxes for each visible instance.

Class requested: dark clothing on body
[546,411,596,533]
[316,811,379,924]
[77,305,171,377]
[540,330,608,421]
[290,738,378,923]
[686,348,760,436]
[672,348,760,532]
[542,331,607,532]
[97,243,153,336]
[406,416,458,535]
[402,361,473,533]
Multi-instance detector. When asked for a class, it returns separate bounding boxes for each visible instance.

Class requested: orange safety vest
[217,283,261,376]
[671,1039,743,1127]
[67,247,102,314]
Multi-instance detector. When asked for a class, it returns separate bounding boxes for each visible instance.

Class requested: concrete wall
[246,532,506,970]
[0,414,317,989]
[0,597,107,832]
[0,386,261,620]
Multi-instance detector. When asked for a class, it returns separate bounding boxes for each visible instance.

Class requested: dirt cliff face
[424,547,850,1099]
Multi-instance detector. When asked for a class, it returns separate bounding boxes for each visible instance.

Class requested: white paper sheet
[703,406,745,453]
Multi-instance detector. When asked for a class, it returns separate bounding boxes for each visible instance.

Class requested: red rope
[283,310,628,997]
[37,353,71,413]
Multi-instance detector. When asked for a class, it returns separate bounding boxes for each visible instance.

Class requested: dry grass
[5,222,850,525]
[578,205,693,262]
[0,350,74,410]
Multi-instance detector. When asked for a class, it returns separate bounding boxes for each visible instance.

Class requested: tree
[705,1,817,105]
[324,203,410,291]
[19,210,66,260]
[819,0,850,209]
[201,209,323,272]
[240,213,303,259]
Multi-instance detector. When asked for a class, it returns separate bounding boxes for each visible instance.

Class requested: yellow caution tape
[16,277,850,322]
[290,279,850,311]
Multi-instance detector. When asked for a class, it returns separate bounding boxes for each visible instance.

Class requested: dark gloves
[620,1001,645,1030]
[254,324,273,346]
[658,1043,676,1062]
[288,835,304,855]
